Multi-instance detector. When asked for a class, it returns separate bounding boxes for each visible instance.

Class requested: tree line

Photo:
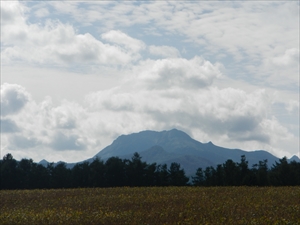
[1,153,299,190]
[192,155,300,186]
[0,153,188,189]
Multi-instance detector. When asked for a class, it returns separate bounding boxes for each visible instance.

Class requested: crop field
[1,187,299,225]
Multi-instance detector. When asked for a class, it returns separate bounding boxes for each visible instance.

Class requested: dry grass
[1,186,299,224]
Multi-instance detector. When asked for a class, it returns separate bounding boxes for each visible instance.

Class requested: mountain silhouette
[38,129,299,175]
[93,129,292,175]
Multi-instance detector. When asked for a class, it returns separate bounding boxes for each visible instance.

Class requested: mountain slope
[94,129,282,175]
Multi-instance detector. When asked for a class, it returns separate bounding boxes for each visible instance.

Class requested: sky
[1,1,299,163]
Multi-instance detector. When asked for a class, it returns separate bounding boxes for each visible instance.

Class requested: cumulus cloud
[272,48,299,67]
[41,1,298,87]
[1,1,298,161]
[50,132,85,151]
[34,7,50,18]
[9,135,39,149]
[47,1,297,63]
[286,100,299,113]
[148,45,180,58]
[1,83,30,116]
[0,1,28,27]
[85,80,284,148]
[1,119,20,133]
[1,2,140,66]
[51,103,78,129]
[2,21,133,65]
[1,81,297,162]
[135,56,222,89]
[0,84,89,154]
[102,30,146,53]
[260,47,299,87]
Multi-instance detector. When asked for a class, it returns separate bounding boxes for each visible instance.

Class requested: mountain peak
[167,128,190,136]
[94,129,281,175]
[39,159,48,164]
[95,129,193,159]
[289,155,300,162]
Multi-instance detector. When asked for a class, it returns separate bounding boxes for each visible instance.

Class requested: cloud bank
[1,1,298,162]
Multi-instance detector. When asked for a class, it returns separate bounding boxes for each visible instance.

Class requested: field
[1,187,299,225]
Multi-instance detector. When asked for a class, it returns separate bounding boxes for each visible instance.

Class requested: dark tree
[238,155,251,185]
[215,164,225,186]
[270,157,293,186]
[71,161,91,188]
[104,157,125,187]
[31,164,50,189]
[252,159,269,186]
[168,162,189,186]
[48,162,71,188]
[288,160,300,185]
[223,159,239,186]
[18,158,35,189]
[203,166,216,186]
[192,168,204,186]
[156,164,169,186]
[144,162,158,186]
[89,157,105,187]
[1,154,19,189]
[125,152,148,186]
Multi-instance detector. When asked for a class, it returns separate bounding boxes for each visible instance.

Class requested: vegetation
[1,153,300,189]
[1,187,299,225]
[192,155,300,186]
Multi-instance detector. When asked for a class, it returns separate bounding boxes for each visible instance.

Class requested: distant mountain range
[40,129,300,176]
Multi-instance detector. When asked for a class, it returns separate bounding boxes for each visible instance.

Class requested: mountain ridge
[92,129,299,175]
[39,129,300,174]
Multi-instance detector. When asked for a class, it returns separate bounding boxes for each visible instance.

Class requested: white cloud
[85,70,291,154]
[1,83,30,116]
[2,1,298,86]
[1,1,298,162]
[286,100,299,113]
[1,79,297,162]
[102,30,146,53]
[149,45,180,58]
[43,1,298,88]
[0,1,28,27]
[134,56,222,89]
[272,48,299,67]
[34,7,49,18]
[2,20,133,65]
[1,2,141,67]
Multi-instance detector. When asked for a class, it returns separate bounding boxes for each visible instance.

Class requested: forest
[1,152,299,189]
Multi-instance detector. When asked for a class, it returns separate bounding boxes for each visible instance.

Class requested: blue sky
[1,1,299,163]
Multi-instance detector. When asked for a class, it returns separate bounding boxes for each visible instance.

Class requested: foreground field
[1,187,299,225]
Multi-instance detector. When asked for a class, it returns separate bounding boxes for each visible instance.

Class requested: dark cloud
[227,116,259,133]
[232,132,270,144]
[50,132,85,151]
[0,119,20,133]
[1,83,30,116]
[9,135,38,149]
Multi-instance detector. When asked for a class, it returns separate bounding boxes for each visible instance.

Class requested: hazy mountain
[38,159,49,167]
[289,155,300,163]
[38,129,298,176]
[94,129,282,175]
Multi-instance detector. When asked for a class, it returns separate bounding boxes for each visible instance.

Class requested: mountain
[94,129,281,175]
[289,155,300,163]
[38,159,49,167]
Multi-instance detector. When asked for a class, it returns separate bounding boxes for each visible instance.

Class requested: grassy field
[1,186,299,225]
